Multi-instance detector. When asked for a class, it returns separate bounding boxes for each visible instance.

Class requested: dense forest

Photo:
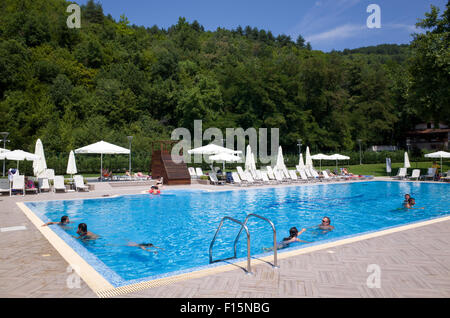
[0,0,448,172]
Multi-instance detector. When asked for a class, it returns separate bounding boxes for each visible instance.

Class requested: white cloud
[305,24,365,43]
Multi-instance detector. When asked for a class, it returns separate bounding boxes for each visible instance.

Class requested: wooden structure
[150,141,190,185]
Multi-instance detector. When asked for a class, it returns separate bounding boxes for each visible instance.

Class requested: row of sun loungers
[187,164,372,187]
[393,167,450,181]
[0,175,89,196]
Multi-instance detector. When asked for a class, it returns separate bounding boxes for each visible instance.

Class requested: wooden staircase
[150,143,191,185]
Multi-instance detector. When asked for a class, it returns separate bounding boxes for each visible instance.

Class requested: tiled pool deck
[1,178,449,297]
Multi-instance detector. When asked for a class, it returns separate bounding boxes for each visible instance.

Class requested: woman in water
[264,227,310,252]
[42,215,71,227]
[127,241,163,254]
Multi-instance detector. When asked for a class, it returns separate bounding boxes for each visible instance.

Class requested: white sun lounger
[288,170,302,183]
[231,172,247,186]
[393,167,407,180]
[408,169,421,181]
[74,175,89,192]
[0,178,11,195]
[53,176,67,193]
[188,167,197,179]
[209,173,225,185]
[261,171,277,184]
[11,175,25,196]
[195,167,205,178]
[38,178,51,192]
[421,168,436,180]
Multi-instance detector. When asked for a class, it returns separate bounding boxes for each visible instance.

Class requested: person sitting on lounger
[42,215,71,227]
[127,241,163,254]
[74,223,98,240]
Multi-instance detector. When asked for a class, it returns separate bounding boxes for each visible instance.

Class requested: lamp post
[406,138,411,153]
[127,136,133,174]
[1,132,9,177]
[297,139,302,164]
[357,139,362,165]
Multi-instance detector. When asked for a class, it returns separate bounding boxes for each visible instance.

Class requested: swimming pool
[25,181,450,287]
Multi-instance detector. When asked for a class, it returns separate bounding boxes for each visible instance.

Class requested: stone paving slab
[0,179,449,297]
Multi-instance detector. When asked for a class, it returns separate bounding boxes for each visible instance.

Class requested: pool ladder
[209,213,279,275]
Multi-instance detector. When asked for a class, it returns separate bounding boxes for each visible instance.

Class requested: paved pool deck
[0,177,449,297]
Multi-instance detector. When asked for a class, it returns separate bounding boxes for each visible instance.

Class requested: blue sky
[76,0,447,52]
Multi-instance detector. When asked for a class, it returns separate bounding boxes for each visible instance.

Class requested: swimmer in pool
[73,223,99,240]
[263,227,310,252]
[405,197,424,210]
[403,194,411,206]
[127,241,163,254]
[42,215,71,227]
[318,216,334,231]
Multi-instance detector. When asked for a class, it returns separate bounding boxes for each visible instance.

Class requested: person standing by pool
[74,223,98,240]
[42,215,71,227]
[318,217,335,230]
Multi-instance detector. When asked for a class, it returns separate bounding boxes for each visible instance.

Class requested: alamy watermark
[171,120,280,165]
[366,4,381,29]
[66,264,81,289]
[66,4,81,29]
[366,264,381,288]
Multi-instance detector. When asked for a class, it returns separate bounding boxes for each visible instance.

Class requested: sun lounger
[244,171,260,185]
[321,170,333,182]
[261,171,277,184]
[188,167,197,179]
[38,178,51,192]
[0,178,10,195]
[53,176,67,193]
[74,175,89,191]
[393,167,407,180]
[408,169,421,181]
[288,170,302,183]
[209,173,225,185]
[11,175,25,196]
[265,166,277,181]
[274,170,288,183]
[298,169,311,182]
[195,167,205,178]
[231,172,247,186]
[25,178,38,194]
[421,168,436,181]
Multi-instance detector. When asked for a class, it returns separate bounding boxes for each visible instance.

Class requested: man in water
[74,223,98,240]
[318,217,334,230]
[42,215,71,227]
[405,197,424,210]
[403,194,411,206]
[127,241,163,254]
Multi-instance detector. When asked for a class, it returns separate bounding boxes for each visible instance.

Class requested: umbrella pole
[100,153,103,182]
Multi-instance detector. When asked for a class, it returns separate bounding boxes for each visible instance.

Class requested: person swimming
[127,241,163,254]
[318,216,334,230]
[405,197,424,210]
[42,215,71,227]
[263,227,310,252]
[403,194,411,206]
[73,223,99,240]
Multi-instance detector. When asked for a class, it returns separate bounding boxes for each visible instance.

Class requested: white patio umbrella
[33,139,47,177]
[0,150,40,170]
[404,152,411,169]
[209,152,242,171]
[311,153,331,171]
[298,153,305,170]
[424,151,450,174]
[75,140,130,181]
[0,147,9,153]
[328,154,350,171]
[305,146,313,169]
[66,150,77,178]
[188,143,242,155]
[244,145,257,172]
[274,146,286,173]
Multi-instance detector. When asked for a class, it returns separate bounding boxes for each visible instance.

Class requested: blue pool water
[26,181,449,287]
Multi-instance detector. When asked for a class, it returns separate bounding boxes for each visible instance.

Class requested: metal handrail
[234,213,278,268]
[209,216,252,274]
